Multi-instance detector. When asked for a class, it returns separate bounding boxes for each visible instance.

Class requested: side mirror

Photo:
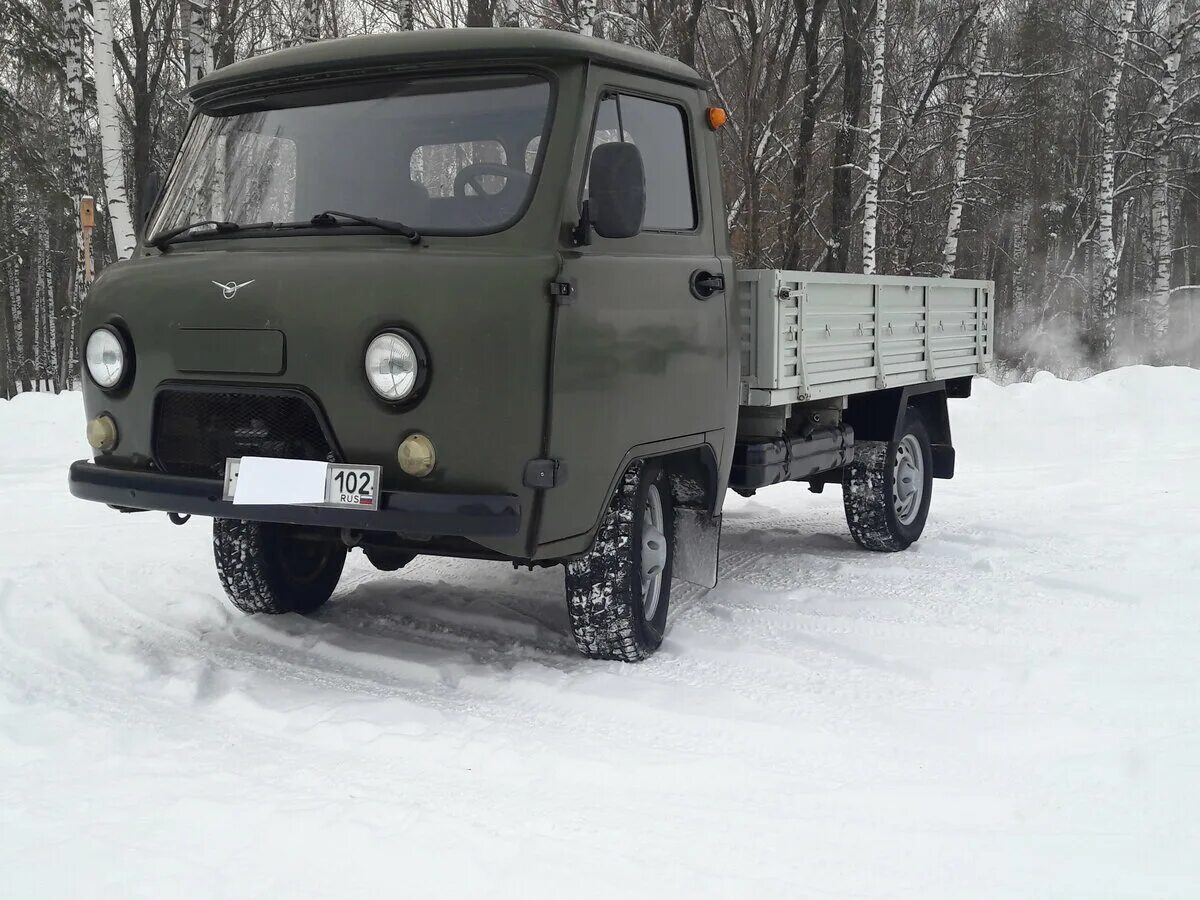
[138,171,162,233]
[587,142,645,239]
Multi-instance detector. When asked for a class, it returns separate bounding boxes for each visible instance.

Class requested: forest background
[3,0,1199,395]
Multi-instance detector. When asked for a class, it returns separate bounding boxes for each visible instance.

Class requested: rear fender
[845,383,955,479]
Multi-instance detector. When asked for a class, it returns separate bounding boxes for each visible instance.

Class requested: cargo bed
[737,271,993,407]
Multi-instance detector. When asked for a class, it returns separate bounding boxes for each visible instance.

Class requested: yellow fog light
[86,414,119,452]
[398,433,436,477]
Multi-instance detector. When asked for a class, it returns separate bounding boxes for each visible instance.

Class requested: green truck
[69,30,993,661]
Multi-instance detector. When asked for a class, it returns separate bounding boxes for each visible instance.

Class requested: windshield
[149,74,552,240]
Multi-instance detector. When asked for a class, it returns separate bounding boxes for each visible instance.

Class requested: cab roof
[189,29,707,107]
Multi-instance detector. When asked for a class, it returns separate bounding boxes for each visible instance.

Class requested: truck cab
[70,30,991,662]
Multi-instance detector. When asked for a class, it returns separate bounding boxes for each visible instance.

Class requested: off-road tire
[843,410,934,552]
[213,519,346,615]
[565,460,674,662]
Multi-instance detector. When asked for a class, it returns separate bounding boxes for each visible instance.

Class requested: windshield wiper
[149,219,277,250]
[150,220,240,249]
[150,210,421,250]
[310,210,422,245]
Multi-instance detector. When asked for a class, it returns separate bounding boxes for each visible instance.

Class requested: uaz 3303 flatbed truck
[69,30,993,661]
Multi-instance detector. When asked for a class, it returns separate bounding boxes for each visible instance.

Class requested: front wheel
[842,410,933,552]
[213,519,346,615]
[565,460,674,662]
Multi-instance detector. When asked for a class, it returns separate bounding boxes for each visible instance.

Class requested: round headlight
[364,331,421,401]
[86,327,127,390]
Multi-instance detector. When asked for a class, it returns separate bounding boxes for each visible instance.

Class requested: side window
[410,140,507,197]
[586,93,697,232]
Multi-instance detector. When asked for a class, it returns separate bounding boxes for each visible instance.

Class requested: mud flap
[672,508,720,589]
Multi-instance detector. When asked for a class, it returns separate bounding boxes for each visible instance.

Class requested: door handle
[690,269,725,300]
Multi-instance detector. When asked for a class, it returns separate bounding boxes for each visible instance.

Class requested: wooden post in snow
[80,197,95,284]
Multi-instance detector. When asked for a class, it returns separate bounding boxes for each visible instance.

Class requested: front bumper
[68,460,521,537]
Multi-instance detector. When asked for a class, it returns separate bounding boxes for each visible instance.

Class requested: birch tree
[578,0,597,37]
[828,0,867,271]
[1146,0,1196,362]
[180,1,211,85]
[297,0,320,43]
[860,0,887,274]
[398,0,414,30]
[93,0,137,259]
[60,0,88,385]
[942,8,989,277]
[1096,0,1137,362]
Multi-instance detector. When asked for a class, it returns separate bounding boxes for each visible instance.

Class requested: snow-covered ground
[1,367,1198,898]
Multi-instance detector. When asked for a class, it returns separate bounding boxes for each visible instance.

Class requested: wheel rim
[893,434,925,526]
[640,483,667,621]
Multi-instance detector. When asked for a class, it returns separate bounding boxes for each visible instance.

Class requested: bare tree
[94,0,137,259]
[297,0,320,42]
[861,0,887,274]
[1096,0,1137,362]
[678,0,705,66]
[1146,0,1198,361]
[178,0,210,83]
[942,6,989,277]
[60,0,88,385]
[782,0,832,269]
[828,0,867,271]
[465,0,493,27]
[398,0,415,30]
[579,0,597,36]
[112,0,181,222]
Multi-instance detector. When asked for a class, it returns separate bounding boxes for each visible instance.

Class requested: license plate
[223,458,381,510]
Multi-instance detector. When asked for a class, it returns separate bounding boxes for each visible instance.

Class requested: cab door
[537,74,728,550]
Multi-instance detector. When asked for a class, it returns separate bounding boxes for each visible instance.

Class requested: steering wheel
[453,162,530,198]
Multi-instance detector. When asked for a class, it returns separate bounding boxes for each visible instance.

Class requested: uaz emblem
[213,279,255,300]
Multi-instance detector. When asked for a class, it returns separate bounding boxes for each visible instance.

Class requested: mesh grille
[153,389,338,478]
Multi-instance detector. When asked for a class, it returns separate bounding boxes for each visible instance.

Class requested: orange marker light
[706,107,728,130]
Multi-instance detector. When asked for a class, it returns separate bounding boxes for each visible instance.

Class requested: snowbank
[0,389,91,470]
[1,367,1198,898]
[958,365,1200,467]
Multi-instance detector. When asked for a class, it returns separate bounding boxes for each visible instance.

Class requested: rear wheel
[213,519,346,614]
[565,460,674,662]
[842,410,933,552]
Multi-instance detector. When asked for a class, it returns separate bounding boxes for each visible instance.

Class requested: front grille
[153,388,338,478]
